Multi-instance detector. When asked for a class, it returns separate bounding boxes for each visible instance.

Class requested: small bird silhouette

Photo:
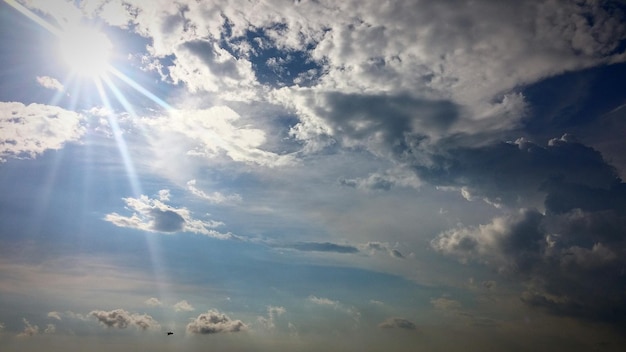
[167,332,174,336]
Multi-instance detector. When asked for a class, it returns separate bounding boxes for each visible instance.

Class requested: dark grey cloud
[90,309,159,330]
[302,92,459,155]
[186,310,246,335]
[432,203,626,326]
[378,317,416,330]
[150,209,185,232]
[416,135,620,207]
[289,242,359,254]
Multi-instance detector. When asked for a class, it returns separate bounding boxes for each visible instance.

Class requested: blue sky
[1,0,626,351]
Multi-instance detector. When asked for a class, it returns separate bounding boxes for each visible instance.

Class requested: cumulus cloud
[432,202,626,325]
[47,311,62,321]
[186,310,246,335]
[0,102,84,162]
[144,297,162,307]
[18,0,623,163]
[104,190,234,239]
[173,300,195,312]
[36,76,64,91]
[17,319,39,337]
[90,309,160,330]
[378,317,416,330]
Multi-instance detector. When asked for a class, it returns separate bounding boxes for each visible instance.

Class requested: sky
[1,0,626,351]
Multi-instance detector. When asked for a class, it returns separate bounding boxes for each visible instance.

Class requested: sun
[57,25,113,78]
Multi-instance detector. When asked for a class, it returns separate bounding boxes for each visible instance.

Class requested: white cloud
[144,297,162,306]
[36,76,64,91]
[0,102,85,162]
[173,300,195,312]
[47,311,62,321]
[90,309,160,330]
[144,107,295,167]
[104,190,234,239]
[187,179,242,204]
[186,310,246,334]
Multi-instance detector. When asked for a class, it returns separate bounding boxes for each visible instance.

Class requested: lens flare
[58,25,113,78]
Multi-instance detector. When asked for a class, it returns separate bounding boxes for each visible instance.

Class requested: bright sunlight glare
[58,25,113,78]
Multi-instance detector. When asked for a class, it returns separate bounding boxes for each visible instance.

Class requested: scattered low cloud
[104,190,234,239]
[144,297,162,307]
[90,309,160,330]
[186,310,246,335]
[257,306,287,330]
[173,300,195,312]
[36,76,64,91]
[378,317,416,330]
[17,318,39,337]
[47,311,62,321]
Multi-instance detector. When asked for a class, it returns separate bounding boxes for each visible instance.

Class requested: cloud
[359,242,405,259]
[378,317,416,330]
[0,102,85,162]
[186,310,246,335]
[44,324,56,334]
[36,76,64,91]
[173,300,195,312]
[339,168,422,192]
[144,107,294,167]
[104,191,234,239]
[144,297,162,307]
[432,203,626,325]
[47,311,62,321]
[417,136,621,208]
[90,309,160,330]
[289,242,359,254]
[308,296,361,323]
[257,306,287,330]
[17,318,39,337]
[187,179,242,204]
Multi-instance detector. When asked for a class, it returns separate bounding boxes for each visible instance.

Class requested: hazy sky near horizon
[1,0,626,351]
